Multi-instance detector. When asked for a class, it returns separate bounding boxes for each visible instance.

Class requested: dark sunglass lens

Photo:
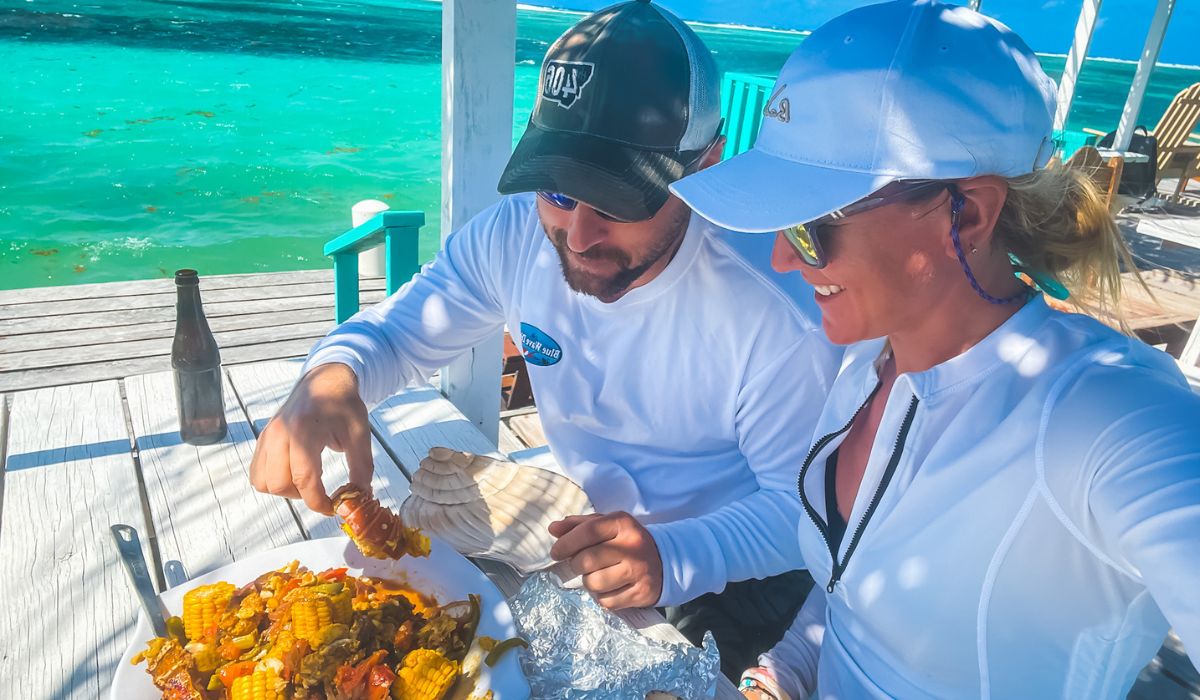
[537,191,576,211]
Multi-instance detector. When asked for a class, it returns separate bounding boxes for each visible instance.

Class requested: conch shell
[399,447,593,574]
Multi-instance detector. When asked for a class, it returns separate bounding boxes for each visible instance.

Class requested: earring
[970,244,978,255]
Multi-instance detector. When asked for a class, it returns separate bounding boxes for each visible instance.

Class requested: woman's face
[773,187,957,345]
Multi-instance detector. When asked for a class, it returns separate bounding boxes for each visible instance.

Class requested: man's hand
[249,363,374,515]
[548,511,664,610]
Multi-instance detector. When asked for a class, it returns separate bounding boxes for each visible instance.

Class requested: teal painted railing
[720,72,776,159]
[324,211,425,323]
[721,72,1100,164]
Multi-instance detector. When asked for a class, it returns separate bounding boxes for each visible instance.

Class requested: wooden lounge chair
[1085,82,1200,199]
[1062,145,1125,212]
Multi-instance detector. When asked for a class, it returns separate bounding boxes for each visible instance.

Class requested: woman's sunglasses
[781,180,947,268]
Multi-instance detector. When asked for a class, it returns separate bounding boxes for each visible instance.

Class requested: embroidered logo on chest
[519,322,563,366]
[541,61,595,109]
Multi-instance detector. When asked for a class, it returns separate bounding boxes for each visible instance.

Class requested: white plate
[110,535,530,699]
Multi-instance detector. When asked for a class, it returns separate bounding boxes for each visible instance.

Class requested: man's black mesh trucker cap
[497,0,721,222]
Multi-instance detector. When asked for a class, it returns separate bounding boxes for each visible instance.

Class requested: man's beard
[545,206,691,302]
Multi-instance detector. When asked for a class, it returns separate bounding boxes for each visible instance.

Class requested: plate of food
[110,528,531,700]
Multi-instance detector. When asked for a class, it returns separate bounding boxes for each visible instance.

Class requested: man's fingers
[580,561,632,597]
[592,582,641,610]
[549,514,617,561]
[252,428,301,498]
[344,421,375,489]
[569,543,624,576]
[290,440,332,515]
[548,514,591,538]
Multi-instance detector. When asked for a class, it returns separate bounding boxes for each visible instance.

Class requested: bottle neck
[176,283,206,321]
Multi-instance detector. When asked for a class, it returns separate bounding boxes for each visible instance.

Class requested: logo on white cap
[542,61,595,109]
[762,84,791,123]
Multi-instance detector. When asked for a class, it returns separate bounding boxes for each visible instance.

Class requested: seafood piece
[332,484,430,560]
[399,448,593,574]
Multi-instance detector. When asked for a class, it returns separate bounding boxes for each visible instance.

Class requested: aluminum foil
[510,572,720,699]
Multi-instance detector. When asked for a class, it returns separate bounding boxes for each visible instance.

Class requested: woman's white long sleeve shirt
[766,296,1200,699]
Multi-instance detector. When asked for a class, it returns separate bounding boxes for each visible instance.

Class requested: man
[249,0,840,677]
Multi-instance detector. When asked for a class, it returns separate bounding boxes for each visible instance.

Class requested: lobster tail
[331,484,430,560]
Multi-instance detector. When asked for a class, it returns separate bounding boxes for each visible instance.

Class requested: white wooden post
[354,199,390,277]
[1113,0,1176,152]
[439,0,516,444]
[1053,0,1102,133]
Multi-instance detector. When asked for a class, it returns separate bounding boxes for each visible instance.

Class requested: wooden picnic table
[0,359,740,700]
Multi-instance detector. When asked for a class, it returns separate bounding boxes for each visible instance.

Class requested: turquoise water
[2,0,1198,290]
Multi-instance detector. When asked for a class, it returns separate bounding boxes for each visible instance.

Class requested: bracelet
[740,667,792,700]
[739,677,778,698]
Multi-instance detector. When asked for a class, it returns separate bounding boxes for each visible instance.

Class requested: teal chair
[720,72,776,159]
[324,211,424,323]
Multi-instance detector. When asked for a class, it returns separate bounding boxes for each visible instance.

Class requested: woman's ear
[942,176,1008,259]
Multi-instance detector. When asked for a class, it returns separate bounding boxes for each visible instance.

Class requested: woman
[672,1,1200,698]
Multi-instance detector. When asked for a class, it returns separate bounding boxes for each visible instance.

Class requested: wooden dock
[0,269,551,452]
[0,270,384,394]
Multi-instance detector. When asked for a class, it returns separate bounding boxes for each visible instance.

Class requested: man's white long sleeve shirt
[303,193,842,605]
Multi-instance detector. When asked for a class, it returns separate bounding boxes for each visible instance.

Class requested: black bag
[1097,126,1158,199]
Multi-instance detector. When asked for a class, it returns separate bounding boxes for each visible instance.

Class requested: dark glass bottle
[172,269,227,445]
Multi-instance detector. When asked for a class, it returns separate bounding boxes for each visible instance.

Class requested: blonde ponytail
[993,167,1142,331]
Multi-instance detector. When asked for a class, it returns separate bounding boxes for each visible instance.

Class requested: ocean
[2,0,1198,291]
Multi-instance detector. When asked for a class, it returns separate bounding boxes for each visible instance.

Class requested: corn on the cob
[289,591,350,647]
[391,649,459,700]
[182,582,235,642]
[229,664,286,700]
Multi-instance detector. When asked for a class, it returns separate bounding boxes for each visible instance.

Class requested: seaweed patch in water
[31,248,60,257]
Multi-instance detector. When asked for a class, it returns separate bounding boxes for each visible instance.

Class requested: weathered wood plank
[0,381,152,700]
[368,384,502,475]
[1080,271,1200,333]
[0,307,336,355]
[506,411,548,450]
[0,336,337,394]
[2,320,337,373]
[227,360,412,539]
[0,393,7,538]
[0,269,360,306]
[124,371,303,582]
[0,279,388,321]
[496,417,528,455]
[0,290,387,337]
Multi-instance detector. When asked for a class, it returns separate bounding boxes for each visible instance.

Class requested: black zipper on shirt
[797,388,920,594]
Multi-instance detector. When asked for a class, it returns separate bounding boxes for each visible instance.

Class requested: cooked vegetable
[229,664,286,700]
[391,649,459,700]
[482,637,527,668]
[133,562,485,700]
[289,592,350,646]
[182,582,235,642]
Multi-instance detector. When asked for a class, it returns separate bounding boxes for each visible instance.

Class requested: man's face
[537,193,693,303]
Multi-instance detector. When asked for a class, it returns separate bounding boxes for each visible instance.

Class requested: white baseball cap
[670,0,1057,233]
